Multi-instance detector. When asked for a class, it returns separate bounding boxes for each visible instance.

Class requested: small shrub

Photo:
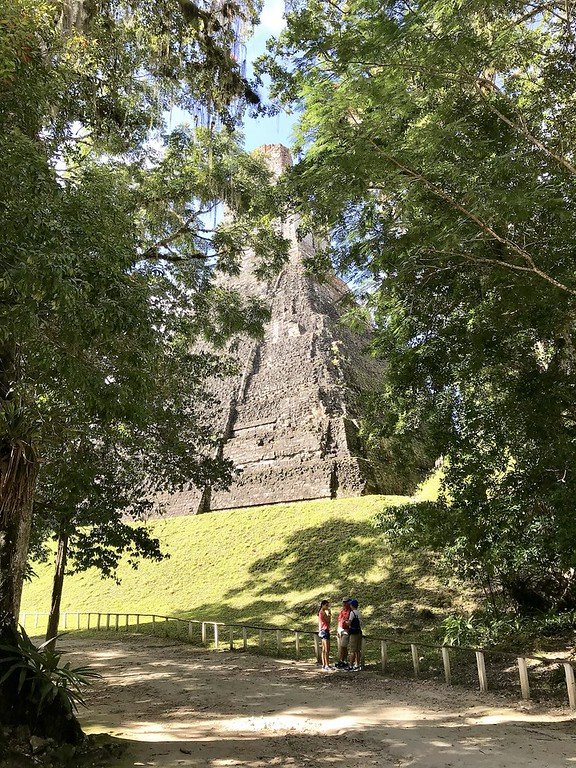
[441,609,576,651]
[441,614,480,646]
[0,627,100,719]
[538,610,576,637]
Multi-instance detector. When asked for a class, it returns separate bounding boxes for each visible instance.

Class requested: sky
[164,0,297,153]
[242,0,296,151]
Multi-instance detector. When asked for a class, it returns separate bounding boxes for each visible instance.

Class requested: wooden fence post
[381,641,388,673]
[313,634,321,663]
[70,612,555,702]
[476,651,488,692]
[63,612,68,630]
[21,613,27,629]
[564,663,576,709]
[411,644,419,677]
[442,647,452,685]
[34,613,39,629]
[517,657,530,701]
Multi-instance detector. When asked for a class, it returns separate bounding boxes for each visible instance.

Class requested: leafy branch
[347,111,576,296]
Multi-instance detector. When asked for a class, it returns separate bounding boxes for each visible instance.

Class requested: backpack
[349,611,361,635]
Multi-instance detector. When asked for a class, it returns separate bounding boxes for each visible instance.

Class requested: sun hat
[342,597,351,603]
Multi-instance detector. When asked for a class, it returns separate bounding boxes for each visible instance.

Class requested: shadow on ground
[63,634,576,768]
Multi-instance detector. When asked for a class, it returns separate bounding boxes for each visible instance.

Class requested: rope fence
[18,610,576,709]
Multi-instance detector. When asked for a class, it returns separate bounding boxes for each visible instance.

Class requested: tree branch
[140,217,209,261]
[420,246,567,283]
[346,112,576,296]
[393,1,576,178]
[472,80,576,177]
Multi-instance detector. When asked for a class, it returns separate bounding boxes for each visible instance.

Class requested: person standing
[317,599,332,671]
[336,598,351,668]
[347,599,362,671]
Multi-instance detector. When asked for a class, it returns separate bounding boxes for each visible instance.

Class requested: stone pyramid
[164,144,386,515]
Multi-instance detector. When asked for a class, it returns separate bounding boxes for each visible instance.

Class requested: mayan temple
[165,144,386,514]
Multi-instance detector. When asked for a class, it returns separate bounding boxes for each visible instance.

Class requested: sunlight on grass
[22,490,469,638]
[414,469,443,501]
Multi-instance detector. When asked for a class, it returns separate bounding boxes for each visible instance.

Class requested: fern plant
[0,627,100,718]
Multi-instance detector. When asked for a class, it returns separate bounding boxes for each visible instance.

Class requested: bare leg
[322,638,330,667]
[349,643,358,668]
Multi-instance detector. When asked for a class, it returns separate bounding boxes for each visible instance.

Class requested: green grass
[22,489,468,640]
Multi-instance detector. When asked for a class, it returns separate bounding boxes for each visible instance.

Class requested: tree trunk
[0,508,84,743]
[0,357,82,743]
[0,438,39,631]
[45,530,68,650]
[0,344,39,631]
[0,440,41,726]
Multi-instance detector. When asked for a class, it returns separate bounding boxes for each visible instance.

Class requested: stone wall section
[161,145,386,515]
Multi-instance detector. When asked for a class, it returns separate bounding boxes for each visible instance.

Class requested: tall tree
[0,0,286,737]
[35,438,170,650]
[32,341,237,650]
[262,0,576,610]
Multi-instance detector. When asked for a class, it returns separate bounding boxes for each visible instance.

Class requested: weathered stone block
[162,145,387,514]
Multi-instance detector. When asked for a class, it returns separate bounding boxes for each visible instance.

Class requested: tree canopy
[0,0,288,737]
[262,0,576,612]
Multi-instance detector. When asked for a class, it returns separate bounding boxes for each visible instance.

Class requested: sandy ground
[61,634,576,768]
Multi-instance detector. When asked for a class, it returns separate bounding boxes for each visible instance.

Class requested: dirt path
[62,634,576,768]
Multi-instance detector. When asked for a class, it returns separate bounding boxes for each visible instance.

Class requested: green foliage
[262,0,576,612]
[440,612,531,649]
[374,501,445,551]
[0,0,289,740]
[442,611,542,651]
[375,490,576,614]
[440,609,576,650]
[440,614,482,647]
[0,0,290,634]
[31,436,168,580]
[0,627,100,718]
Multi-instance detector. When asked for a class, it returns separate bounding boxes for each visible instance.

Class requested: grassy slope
[22,489,466,638]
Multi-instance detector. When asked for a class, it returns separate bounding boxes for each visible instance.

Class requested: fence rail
[18,610,576,709]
